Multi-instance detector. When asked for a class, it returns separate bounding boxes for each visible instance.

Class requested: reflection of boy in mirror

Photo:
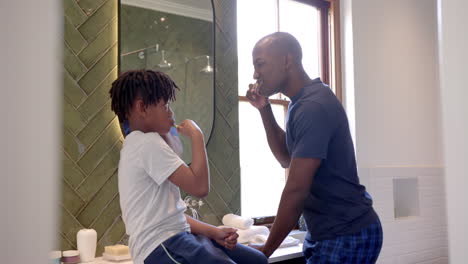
[110,70,267,264]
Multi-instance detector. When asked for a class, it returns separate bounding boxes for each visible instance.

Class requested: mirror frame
[117,0,216,146]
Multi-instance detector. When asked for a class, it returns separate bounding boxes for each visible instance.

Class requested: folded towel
[251,234,300,248]
[222,214,254,230]
[236,225,270,244]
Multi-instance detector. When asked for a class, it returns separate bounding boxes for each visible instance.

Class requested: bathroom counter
[85,257,133,264]
[85,244,303,264]
[268,243,304,263]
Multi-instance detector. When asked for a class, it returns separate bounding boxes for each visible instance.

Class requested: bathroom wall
[60,0,239,254]
[200,0,241,225]
[342,0,448,263]
[438,0,468,261]
[61,0,122,254]
[3,1,61,263]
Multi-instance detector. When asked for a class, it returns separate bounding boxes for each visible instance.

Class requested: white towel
[236,225,270,244]
[222,214,254,230]
[251,234,300,248]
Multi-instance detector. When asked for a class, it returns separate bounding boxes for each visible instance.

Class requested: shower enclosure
[120,3,214,163]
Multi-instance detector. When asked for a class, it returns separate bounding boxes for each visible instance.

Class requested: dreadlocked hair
[109,70,179,121]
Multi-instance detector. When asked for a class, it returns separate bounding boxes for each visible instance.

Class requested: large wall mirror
[119,0,215,163]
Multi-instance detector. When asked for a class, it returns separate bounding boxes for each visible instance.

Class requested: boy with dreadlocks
[110,70,268,264]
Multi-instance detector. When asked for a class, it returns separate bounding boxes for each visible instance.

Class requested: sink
[288,230,306,243]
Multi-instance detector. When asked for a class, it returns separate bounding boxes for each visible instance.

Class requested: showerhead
[199,55,213,74]
[158,50,173,70]
[200,65,213,74]
[158,61,172,69]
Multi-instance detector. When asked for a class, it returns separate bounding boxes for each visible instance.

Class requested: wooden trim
[293,0,330,9]
[318,6,330,85]
[329,0,343,101]
[239,96,290,107]
[253,215,299,229]
[253,216,275,226]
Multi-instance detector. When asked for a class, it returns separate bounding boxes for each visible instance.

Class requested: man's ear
[285,54,294,71]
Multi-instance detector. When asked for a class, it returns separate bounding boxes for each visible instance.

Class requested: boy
[109,70,268,264]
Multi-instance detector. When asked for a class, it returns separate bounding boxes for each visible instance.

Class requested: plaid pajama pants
[303,220,383,264]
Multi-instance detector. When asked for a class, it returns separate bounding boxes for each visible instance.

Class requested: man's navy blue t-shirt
[286,78,378,241]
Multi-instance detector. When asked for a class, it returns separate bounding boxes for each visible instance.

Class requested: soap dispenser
[77,228,97,262]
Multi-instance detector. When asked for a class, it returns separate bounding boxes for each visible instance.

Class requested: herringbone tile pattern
[60,0,239,255]
[204,0,241,224]
[61,0,123,255]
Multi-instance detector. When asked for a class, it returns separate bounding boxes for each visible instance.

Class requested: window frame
[238,0,342,224]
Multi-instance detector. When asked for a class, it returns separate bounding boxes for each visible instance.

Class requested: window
[238,0,341,218]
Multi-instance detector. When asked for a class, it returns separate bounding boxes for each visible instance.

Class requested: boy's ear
[134,99,146,117]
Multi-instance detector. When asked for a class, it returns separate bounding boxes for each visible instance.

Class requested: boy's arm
[168,120,209,197]
[185,215,238,249]
[185,214,218,237]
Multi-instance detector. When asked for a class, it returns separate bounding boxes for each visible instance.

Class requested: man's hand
[248,243,269,256]
[246,83,269,110]
[212,227,239,250]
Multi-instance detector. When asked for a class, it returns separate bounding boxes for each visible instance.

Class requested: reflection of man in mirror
[246,32,383,263]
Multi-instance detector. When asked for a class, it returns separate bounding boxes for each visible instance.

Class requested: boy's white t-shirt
[118,131,190,264]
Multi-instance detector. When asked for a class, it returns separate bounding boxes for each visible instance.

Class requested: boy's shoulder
[124,131,165,150]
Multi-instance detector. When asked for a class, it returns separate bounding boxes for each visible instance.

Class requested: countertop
[84,243,303,264]
[268,243,303,263]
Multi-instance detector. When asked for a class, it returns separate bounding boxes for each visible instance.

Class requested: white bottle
[77,229,97,262]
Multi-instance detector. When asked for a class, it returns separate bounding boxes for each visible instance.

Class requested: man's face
[252,43,287,97]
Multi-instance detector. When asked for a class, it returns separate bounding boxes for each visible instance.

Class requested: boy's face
[143,99,174,134]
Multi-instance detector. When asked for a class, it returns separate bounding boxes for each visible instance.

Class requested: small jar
[49,251,61,264]
[62,250,81,264]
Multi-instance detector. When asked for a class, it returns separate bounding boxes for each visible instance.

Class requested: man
[246,32,382,263]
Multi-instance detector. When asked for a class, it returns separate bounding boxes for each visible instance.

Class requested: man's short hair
[256,32,303,62]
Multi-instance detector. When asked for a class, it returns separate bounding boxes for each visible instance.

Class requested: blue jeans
[144,232,268,264]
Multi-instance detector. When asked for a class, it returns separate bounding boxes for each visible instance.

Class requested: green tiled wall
[202,0,241,225]
[60,0,239,254]
[61,0,122,254]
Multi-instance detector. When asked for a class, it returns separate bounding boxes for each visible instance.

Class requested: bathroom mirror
[119,0,215,163]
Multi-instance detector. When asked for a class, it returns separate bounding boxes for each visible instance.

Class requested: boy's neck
[128,119,150,134]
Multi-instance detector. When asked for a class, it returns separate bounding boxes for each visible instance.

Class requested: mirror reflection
[119,0,214,163]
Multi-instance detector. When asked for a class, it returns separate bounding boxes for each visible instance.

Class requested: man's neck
[283,70,314,98]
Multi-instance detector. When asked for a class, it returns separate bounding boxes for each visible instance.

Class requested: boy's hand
[212,227,238,250]
[176,119,203,139]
